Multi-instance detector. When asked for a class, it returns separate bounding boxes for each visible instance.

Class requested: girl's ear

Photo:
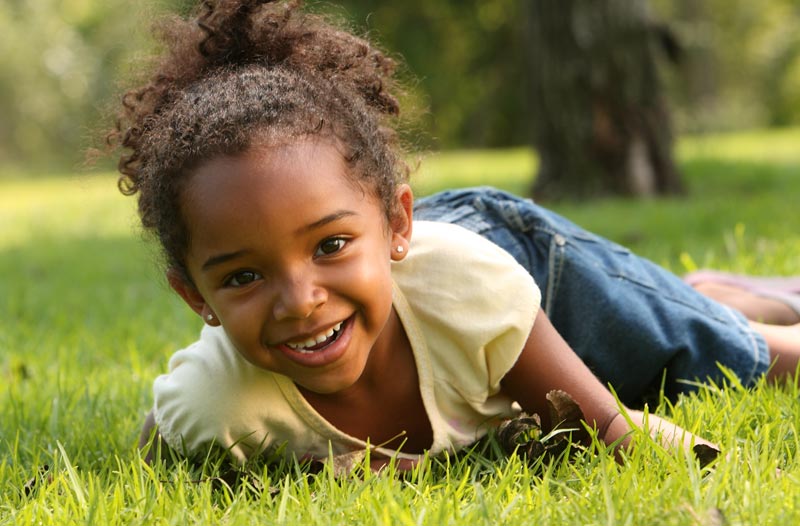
[166,268,220,326]
[390,184,413,261]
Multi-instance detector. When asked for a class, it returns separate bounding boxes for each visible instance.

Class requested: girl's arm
[500,309,717,454]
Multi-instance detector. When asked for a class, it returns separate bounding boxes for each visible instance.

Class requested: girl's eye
[225,271,261,287]
[316,237,347,257]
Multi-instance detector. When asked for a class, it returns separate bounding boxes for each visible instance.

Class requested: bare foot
[693,282,800,325]
[751,321,800,382]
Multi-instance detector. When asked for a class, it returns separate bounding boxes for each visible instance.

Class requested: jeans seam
[543,227,564,313]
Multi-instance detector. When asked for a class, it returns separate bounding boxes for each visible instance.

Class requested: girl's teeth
[287,321,344,350]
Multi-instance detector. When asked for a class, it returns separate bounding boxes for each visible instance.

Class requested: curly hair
[109,0,408,282]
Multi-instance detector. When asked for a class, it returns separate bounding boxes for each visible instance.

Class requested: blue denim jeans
[414,187,770,405]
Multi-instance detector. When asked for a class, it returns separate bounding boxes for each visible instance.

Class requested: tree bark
[524,0,685,200]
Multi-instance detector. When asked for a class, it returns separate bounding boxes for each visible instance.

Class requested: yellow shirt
[153,221,541,462]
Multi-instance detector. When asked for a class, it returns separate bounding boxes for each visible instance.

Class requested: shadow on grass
[0,234,197,364]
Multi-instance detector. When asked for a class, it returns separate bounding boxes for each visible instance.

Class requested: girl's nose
[271,273,327,321]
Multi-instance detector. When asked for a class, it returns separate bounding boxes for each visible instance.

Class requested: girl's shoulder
[151,326,300,461]
[393,219,541,353]
[397,220,537,296]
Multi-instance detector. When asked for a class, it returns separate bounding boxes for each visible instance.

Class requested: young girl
[115,0,800,468]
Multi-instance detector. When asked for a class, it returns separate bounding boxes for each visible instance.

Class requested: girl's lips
[275,314,354,368]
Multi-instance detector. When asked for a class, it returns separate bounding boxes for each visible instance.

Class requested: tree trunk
[524,0,685,200]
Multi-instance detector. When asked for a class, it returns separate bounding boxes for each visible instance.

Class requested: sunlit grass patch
[412,147,536,197]
[678,127,800,165]
[1,127,799,524]
[0,173,137,250]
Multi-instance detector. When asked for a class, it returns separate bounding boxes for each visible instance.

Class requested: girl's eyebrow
[201,250,248,272]
[298,210,358,234]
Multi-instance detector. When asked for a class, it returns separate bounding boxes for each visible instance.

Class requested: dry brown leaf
[546,389,585,433]
[497,390,588,467]
[692,443,722,469]
[22,464,51,497]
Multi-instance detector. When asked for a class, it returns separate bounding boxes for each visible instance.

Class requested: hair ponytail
[194,0,400,115]
[196,1,292,66]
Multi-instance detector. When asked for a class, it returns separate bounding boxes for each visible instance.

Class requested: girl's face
[171,139,413,395]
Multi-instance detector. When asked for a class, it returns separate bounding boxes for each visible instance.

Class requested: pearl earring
[206,314,215,322]
[396,245,404,254]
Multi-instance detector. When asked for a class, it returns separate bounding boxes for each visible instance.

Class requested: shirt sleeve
[152,325,286,462]
[393,221,541,402]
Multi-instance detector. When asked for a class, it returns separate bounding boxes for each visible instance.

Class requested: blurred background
[1,0,798,196]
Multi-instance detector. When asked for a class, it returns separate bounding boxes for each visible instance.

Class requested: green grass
[2,128,800,524]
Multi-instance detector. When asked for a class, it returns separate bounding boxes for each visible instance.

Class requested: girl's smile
[271,314,352,368]
[281,318,345,352]
[171,138,413,396]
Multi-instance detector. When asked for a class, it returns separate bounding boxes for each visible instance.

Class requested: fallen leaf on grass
[692,444,722,469]
[545,389,586,432]
[497,390,589,466]
[22,464,52,497]
[310,450,367,477]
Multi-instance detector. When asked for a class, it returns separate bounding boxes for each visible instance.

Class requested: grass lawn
[1,128,799,524]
